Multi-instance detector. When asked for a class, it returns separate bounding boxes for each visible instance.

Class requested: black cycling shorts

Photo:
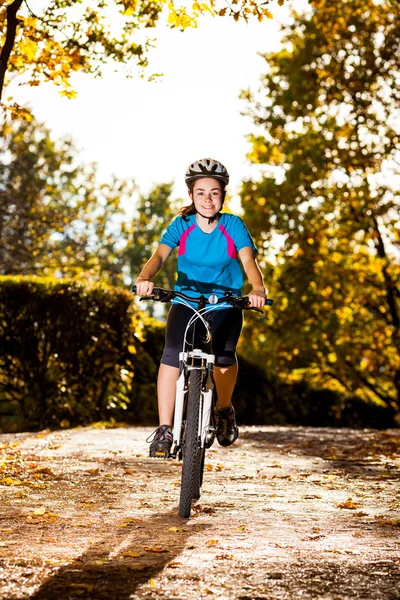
[161,304,243,368]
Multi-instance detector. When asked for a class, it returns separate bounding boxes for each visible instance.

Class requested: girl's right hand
[135,279,154,296]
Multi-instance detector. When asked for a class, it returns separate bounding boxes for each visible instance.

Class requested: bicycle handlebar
[131,286,273,312]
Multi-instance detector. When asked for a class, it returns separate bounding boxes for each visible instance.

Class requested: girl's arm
[135,244,173,295]
[238,246,266,308]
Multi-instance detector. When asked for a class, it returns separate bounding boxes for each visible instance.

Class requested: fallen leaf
[68,583,94,591]
[206,539,219,546]
[2,478,22,486]
[337,501,357,510]
[33,507,46,515]
[167,561,181,568]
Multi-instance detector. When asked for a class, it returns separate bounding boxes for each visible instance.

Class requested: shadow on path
[30,506,208,600]
[242,426,400,480]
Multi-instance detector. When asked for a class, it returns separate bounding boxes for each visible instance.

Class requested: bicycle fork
[171,350,215,458]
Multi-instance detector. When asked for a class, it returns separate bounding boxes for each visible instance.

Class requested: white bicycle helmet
[185,158,230,188]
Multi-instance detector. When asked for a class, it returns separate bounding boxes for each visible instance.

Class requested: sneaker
[216,406,239,447]
[147,424,173,458]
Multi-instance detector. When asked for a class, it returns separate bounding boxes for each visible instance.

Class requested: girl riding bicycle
[135,158,266,458]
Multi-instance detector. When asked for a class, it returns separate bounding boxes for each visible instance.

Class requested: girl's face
[190,177,223,218]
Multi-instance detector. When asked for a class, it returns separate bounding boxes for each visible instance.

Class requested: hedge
[0,276,147,431]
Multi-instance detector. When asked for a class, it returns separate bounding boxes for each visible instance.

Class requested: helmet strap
[193,203,222,224]
[198,211,219,224]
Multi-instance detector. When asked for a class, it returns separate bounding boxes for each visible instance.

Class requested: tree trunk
[0,0,23,104]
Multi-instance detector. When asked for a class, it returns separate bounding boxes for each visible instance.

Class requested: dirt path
[0,425,400,599]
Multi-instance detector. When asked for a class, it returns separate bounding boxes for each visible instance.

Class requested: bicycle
[132,286,273,518]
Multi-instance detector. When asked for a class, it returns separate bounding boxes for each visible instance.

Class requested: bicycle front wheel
[179,368,202,518]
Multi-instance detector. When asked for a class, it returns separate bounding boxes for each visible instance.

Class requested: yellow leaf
[149,579,156,587]
[146,546,168,553]
[33,507,46,515]
[206,539,219,546]
[2,477,22,486]
[19,38,38,61]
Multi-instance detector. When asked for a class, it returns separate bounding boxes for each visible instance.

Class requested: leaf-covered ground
[0,425,399,599]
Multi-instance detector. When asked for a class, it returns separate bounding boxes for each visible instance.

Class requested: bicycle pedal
[155,451,168,458]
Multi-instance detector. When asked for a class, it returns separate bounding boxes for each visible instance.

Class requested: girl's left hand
[248,289,266,309]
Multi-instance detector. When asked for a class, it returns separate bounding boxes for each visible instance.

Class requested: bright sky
[9,1,309,206]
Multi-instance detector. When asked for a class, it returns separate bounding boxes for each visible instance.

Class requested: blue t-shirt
[160,212,257,305]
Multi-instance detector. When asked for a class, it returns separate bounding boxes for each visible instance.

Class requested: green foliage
[240,0,400,411]
[0,276,142,430]
[124,183,179,314]
[0,114,135,284]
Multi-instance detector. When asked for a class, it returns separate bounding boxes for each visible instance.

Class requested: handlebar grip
[266,298,274,306]
[132,285,163,295]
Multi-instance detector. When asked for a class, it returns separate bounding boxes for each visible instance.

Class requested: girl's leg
[213,360,238,410]
[150,305,195,457]
[157,363,179,426]
[210,308,243,446]
[158,304,196,424]
[210,307,243,407]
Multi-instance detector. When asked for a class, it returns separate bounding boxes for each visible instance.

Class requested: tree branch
[371,215,400,334]
[344,358,396,409]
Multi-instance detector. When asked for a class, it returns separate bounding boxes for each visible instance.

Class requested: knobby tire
[179,369,202,518]
[193,448,205,500]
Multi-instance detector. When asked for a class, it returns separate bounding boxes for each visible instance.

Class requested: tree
[124,182,178,288]
[240,0,400,410]
[0,0,287,105]
[0,111,135,283]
